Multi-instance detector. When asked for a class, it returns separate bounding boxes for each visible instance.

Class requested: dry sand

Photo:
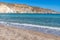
[0,25,60,40]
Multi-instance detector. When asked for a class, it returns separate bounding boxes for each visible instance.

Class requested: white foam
[0,21,60,30]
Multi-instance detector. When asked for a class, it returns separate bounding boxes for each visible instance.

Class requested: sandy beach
[0,24,60,40]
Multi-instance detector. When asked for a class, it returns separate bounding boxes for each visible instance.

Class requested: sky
[0,0,60,12]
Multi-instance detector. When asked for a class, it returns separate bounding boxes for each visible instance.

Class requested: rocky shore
[0,24,60,40]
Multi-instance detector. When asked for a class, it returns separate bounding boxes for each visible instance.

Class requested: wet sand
[0,25,60,40]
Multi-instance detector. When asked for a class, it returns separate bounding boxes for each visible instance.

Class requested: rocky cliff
[0,2,56,13]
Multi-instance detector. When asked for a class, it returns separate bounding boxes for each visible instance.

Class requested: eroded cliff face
[0,4,12,13]
[0,3,56,13]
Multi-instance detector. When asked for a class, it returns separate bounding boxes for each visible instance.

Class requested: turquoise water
[0,13,60,36]
[0,13,60,27]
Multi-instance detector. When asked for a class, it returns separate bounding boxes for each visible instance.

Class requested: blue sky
[0,0,60,12]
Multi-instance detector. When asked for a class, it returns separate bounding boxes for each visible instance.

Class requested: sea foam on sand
[0,24,60,40]
[0,21,60,36]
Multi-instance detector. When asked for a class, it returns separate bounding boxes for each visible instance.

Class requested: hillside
[0,2,56,13]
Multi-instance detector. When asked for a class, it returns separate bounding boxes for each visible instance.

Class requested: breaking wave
[0,21,60,36]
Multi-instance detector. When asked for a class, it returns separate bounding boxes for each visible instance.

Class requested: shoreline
[0,24,60,40]
[0,21,60,36]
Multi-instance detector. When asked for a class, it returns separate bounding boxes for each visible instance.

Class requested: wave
[0,21,60,30]
[0,21,60,36]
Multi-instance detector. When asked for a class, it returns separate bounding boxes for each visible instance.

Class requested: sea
[0,13,60,36]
